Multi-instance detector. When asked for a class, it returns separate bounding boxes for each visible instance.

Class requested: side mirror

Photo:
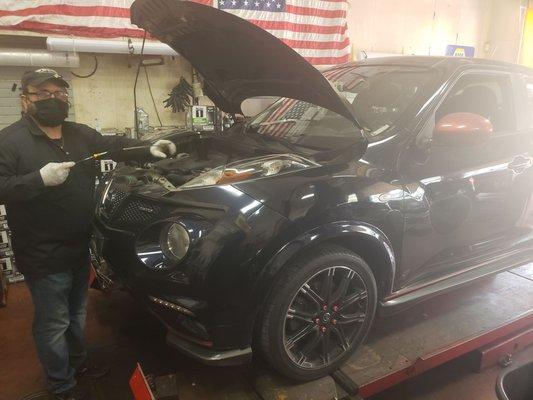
[434,112,493,146]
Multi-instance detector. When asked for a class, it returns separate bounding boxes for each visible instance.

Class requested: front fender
[252,221,397,311]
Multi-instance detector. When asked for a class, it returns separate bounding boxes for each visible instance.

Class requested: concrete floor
[0,280,532,400]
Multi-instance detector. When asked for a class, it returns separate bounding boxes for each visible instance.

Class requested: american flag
[219,0,286,12]
[258,99,314,138]
[0,0,350,66]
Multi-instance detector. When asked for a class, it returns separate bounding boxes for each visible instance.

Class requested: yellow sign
[453,48,466,57]
[521,8,533,68]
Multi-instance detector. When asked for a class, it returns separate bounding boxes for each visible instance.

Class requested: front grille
[100,180,162,226]
[114,199,161,224]
[101,187,127,219]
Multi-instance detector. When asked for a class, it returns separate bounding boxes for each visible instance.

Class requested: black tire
[258,245,377,381]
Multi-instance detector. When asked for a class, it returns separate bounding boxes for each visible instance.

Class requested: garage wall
[486,0,528,63]
[347,0,526,62]
[2,0,529,132]
[347,0,490,57]
[71,53,191,131]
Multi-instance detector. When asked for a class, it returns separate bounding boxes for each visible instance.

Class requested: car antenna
[133,30,147,139]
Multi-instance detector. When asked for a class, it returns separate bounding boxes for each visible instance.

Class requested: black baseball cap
[21,68,69,92]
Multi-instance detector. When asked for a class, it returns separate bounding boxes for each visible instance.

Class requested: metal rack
[0,204,23,283]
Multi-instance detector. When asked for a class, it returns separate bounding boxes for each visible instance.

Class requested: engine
[147,150,230,187]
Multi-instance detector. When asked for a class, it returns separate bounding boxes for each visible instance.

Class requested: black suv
[93,0,533,381]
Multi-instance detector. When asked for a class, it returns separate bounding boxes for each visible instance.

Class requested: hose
[133,31,148,137]
[71,54,98,78]
[144,66,163,126]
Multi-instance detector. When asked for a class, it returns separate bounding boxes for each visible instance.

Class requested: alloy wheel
[283,266,369,369]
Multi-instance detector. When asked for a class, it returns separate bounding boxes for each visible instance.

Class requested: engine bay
[105,133,326,194]
[148,150,230,187]
[108,135,253,192]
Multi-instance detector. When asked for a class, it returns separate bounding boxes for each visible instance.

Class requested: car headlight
[180,154,319,189]
[161,223,190,261]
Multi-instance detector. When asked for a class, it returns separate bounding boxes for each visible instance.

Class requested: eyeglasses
[24,90,69,101]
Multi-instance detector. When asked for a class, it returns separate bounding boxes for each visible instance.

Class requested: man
[0,68,176,400]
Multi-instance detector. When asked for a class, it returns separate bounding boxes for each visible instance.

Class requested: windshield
[248,65,436,146]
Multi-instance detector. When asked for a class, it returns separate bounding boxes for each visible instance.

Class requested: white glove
[150,140,177,159]
[39,162,75,187]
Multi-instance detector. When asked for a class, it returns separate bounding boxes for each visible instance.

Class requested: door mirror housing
[434,112,493,146]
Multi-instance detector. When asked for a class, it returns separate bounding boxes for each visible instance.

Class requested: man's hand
[39,162,75,187]
[150,140,177,159]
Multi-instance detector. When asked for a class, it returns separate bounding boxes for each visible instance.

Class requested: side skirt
[379,248,533,317]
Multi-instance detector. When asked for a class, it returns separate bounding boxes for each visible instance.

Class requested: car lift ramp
[249,265,533,400]
[131,265,533,400]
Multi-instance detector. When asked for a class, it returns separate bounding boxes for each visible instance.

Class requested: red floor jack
[130,363,180,400]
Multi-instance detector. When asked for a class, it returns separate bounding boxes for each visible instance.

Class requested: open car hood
[130,0,358,124]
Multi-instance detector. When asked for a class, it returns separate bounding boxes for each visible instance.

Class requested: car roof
[328,56,533,75]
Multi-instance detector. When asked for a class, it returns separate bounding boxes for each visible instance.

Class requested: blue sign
[446,45,475,58]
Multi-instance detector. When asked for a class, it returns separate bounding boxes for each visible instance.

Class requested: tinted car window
[436,73,516,133]
[343,66,436,134]
[248,65,437,148]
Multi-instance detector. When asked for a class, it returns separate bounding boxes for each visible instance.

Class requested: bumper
[93,181,290,356]
[144,296,253,366]
[166,330,252,366]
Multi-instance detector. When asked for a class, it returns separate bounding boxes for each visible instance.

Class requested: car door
[397,69,533,288]
[512,72,533,239]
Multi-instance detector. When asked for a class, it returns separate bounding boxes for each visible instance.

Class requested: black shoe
[54,385,91,400]
[77,363,110,379]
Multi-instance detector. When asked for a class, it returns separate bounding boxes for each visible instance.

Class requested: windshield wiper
[242,126,317,155]
[257,118,300,126]
[249,118,308,130]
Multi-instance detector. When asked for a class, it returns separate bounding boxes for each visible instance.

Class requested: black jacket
[0,116,143,279]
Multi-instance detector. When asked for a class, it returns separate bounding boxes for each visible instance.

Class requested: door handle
[509,156,532,174]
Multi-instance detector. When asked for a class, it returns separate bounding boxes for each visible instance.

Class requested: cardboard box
[8,273,24,283]
[0,256,13,273]
[0,230,9,249]
[7,259,23,283]
[0,248,13,258]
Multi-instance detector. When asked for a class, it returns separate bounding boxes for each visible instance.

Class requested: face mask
[29,98,69,127]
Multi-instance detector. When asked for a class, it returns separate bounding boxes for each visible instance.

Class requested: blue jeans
[25,263,89,394]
